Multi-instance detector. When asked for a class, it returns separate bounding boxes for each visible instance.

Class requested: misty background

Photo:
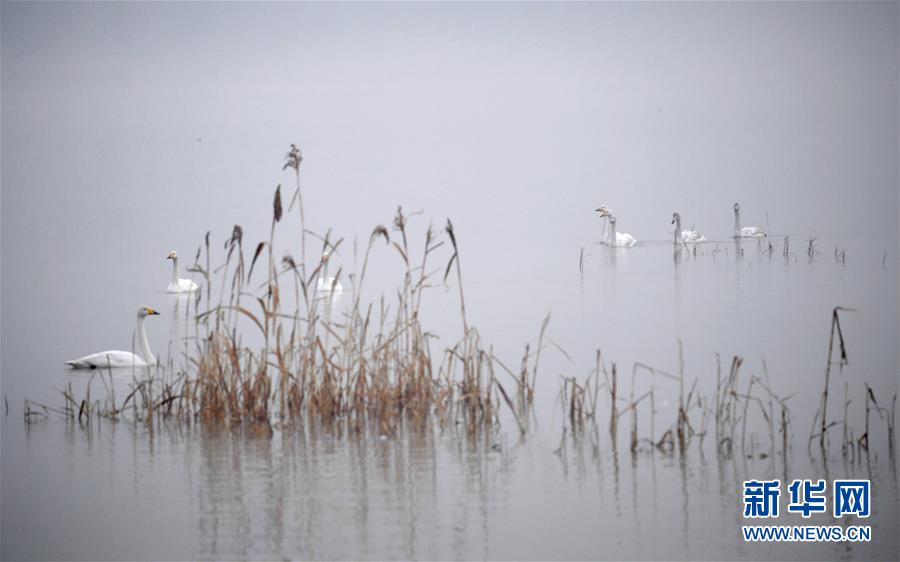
[3,2,897,304]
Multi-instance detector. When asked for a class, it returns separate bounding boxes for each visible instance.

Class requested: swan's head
[595,205,611,217]
[733,203,740,212]
[671,212,680,224]
[138,306,160,318]
[166,251,178,260]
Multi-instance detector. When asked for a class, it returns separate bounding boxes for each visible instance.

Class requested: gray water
[2,2,898,561]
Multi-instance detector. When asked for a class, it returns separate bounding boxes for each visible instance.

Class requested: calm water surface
[2,229,897,560]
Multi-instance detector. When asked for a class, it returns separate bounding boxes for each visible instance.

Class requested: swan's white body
[608,215,637,247]
[595,205,613,245]
[166,251,199,293]
[66,307,159,369]
[738,226,765,238]
[672,212,706,243]
[66,351,150,369]
[613,232,637,247]
[316,251,343,295]
[316,277,343,294]
[733,203,765,238]
[168,278,199,293]
[681,230,706,243]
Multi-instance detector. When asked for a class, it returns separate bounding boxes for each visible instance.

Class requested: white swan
[733,203,765,238]
[595,205,613,245]
[166,251,199,293]
[608,214,637,247]
[672,212,706,243]
[316,250,343,295]
[66,307,159,369]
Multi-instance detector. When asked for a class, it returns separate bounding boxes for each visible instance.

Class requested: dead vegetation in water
[27,146,549,442]
[26,147,895,468]
[665,232,857,267]
[556,308,895,471]
[179,203,542,438]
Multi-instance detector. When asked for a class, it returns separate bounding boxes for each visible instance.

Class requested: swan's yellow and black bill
[145,307,159,315]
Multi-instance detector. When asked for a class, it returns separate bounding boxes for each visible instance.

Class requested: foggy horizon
[3,2,897,274]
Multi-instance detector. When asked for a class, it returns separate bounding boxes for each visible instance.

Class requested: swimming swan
[315,250,343,295]
[733,203,765,238]
[608,214,637,247]
[65,307,159,369]
[166,251,199,293]
[595,205,613,245]
[672,212,706,243]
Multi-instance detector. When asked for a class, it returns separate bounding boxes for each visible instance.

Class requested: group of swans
[595,205,637,247]
[595,202,766,246]
[68,248,344,369]
[67,251,194,369]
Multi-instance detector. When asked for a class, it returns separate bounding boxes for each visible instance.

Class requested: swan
[608,214,637,247]
[65,307,159,369]
[166,251,199,293]
[733,203,765,238]
[316,250,343,295]
[672,212,706,243]
[595,205,613,245]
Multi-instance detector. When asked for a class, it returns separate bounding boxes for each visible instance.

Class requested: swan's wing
[66,351,149,369]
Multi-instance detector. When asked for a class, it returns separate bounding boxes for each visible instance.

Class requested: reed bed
[178,207,535,437]
[28,147,547,442]
[24,147,897,467]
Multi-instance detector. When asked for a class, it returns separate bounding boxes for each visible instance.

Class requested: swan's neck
[734,208,741,236]
[170,257,180,284]
[599,216,608,243]
[609,219,616,243]
[322,258,330,281]
[137,315,155,366]
[674,215,682,238]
